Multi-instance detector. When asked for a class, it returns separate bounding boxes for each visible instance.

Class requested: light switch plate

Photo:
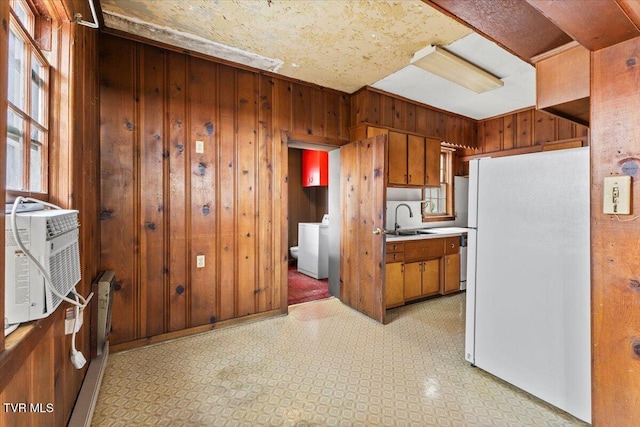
[603,175,631,214]
[195,140,204,154]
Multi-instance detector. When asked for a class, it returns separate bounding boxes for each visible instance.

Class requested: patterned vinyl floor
[91,294,587,426]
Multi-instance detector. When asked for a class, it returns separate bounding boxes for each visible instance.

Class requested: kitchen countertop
[385,227,469,242]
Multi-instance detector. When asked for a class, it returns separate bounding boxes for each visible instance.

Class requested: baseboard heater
[68,271,114,427]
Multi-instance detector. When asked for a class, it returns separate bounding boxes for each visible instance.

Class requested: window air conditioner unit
[5,209,81,325]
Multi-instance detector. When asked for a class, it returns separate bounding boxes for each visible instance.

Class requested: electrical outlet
[196,255,205,268]
[604,176,631,214]
[64,307,84,335]
[195,140,204,154]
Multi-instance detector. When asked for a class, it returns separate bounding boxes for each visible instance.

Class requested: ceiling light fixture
[410,45,503,93]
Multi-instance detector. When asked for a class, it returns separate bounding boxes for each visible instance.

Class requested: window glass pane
[12,0,31,33]
[31,55,46,125]
[30,125,43,192]
[7,109,24,190]
[8,28,26,110]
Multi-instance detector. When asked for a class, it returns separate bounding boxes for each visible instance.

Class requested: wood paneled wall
[287,148,329,250]
[476,107,589,154]
[0,0,101,424]
[350,87,477,148]
[591,36,640,424]
[99,34,349,348]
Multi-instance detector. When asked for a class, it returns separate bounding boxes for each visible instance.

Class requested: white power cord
[70,294,87,369]
[10,197,92,369]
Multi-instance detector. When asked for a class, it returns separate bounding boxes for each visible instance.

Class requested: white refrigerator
[464,147,591,423]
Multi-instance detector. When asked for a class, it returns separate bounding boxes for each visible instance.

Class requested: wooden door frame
[278,131,347,313]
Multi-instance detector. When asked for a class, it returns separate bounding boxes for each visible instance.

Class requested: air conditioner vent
[46,213,80,238]
[48,240,81,309]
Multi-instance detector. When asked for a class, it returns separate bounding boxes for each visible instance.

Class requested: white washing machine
[297,221,328,279]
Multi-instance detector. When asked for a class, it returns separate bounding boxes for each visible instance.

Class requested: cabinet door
[407,135,425,185]
[388,131,408,185]
[441,254,460,295]
[422,259,440,296]
[425,137,441,186]
[385,262,404,308]
[404,262,422,300]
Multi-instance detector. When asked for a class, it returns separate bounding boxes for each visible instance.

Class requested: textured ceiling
[100,0,473,93]
[100,0,536,119]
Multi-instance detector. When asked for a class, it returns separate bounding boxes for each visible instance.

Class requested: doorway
[286,138,339,306]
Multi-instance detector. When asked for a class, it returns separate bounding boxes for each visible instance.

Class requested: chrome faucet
[394,203,413,232]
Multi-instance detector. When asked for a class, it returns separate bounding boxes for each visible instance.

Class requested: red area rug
[288,264,331,305]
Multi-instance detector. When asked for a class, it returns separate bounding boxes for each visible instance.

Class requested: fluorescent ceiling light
[410,45,503,93]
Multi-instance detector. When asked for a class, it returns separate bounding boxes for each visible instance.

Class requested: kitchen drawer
[404,238,444,262]
[444,237,460,255]
[385,252,404,263]
[386,242,404,253]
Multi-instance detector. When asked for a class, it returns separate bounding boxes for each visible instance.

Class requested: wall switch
[196,255,205,268]
[604,176,631,214]
[195,140,204,154]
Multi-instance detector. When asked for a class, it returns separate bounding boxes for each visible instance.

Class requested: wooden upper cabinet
[425,137,441,186]
[536,44,590,126]
[388,131,408,185]
[407,135,425,185]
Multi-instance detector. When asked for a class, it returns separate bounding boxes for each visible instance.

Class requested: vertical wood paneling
[516,110,533,147]
[446,115,464,145]
[189,58,218,327]
[100,35,350,347]
[217,64,236,321]
[325,92,339,140]
[167,52,188,331]
[476,108,588,155]
[483,118,503,153]
[1,355,30,426]
[367,90,381,125]
[591,37,640,424]
[405,103,416,133]
[557,117,574,141]
[139,45,166,337]
[427,109,447,139]
[99,36,138,343]
[380,95,394,128]
[29,330,53,426]
[534,110,557,144]
[415,106,428,135]
[349,89,364,126]
[339,94,350,140]
[503,114,515,150]
[257,75,274,312]
[236,69,258,317]
[292,83,313,135]
[392,98,407,130]
[311,89,325,136]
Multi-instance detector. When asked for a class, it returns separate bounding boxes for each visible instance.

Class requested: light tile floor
[92,294,587,426]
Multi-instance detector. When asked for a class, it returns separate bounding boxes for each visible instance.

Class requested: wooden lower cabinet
[385,262,405,308]
[441,254,460,295]
[385,236,460,309]
[404,260,440,301]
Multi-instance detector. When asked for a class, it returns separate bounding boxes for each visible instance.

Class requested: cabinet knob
[373,227,382,235]
[451,243,455,248]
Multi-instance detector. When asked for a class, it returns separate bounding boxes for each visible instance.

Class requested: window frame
[7,0,50,198]
[422,147,455,223]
